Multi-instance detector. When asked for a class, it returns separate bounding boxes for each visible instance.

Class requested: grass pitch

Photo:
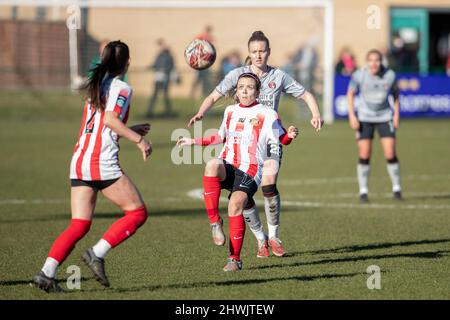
[0,90,449,299]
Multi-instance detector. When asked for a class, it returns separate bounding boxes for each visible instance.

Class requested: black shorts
[70,178,120,192]
[220,160,258,200]
[357,121,396,140]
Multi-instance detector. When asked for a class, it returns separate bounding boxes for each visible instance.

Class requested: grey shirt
[215,65,305,112]
[348,67,399,123]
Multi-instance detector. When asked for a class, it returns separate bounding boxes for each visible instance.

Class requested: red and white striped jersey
[217,102,285,185]
[70,76,132,181]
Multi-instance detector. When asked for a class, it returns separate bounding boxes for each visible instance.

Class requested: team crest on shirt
[250,118,260,126]
[268,81,276,89]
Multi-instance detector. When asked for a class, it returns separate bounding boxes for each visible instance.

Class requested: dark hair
[366,49,382,61]
[245,31,270,65]
[238,72,261,91]
[82,40,130,111]
[233,72,261,103]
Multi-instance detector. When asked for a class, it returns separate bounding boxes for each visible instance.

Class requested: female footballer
[34,41,152,293]
[188,31,322,258]
[179,72,298,271]
[347,49,402,202]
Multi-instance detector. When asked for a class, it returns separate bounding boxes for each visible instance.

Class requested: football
[184,39,216,70]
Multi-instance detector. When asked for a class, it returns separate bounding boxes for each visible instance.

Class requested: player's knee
[262,184,279,198]
[358,158,370,165]
[204,159,221,177]
[125,205,148,228]
[244,197,255,210]
[228,198,245,217]
[386,156,399,164]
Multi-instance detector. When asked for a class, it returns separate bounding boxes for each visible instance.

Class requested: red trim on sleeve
[194,132,223,146]
[279,132,293,145]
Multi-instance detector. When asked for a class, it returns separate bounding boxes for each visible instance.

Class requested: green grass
[0,90,450,299]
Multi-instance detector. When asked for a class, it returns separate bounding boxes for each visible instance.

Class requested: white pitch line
[283,191,450,200]
[279,174,450,186]
[187,188,450,210]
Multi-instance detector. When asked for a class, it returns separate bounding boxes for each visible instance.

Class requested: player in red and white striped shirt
[178,73,298,271]
[34,41,152,292]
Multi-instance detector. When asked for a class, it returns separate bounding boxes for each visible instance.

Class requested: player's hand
[287,126,299,139]
[188,113,203,128]
[137,138,152,161]
[176,137,194,147]
[348,114,360,130]
[130,123,151,136]
[393,114,400,129]
[310,115,324,132]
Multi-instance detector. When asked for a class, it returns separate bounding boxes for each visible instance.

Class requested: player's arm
[283,72,322,132]
[181,107,229,147]
[129,123,151,136]
[104,112,152,161]
[297,91,323,132]
[347,71,360,130]
[188,90,223,127]
[279,126,299,145]
[392,78,400,129]
[347,88,359,130]
[177,132,224,147]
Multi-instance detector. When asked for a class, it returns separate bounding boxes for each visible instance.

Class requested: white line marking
[187,189,450,210]
[279,174,450,186]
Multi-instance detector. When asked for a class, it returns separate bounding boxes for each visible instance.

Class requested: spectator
[335,46,357,76]
[220,50,242,79]
[146,38,175,118]
[293,37,319,95]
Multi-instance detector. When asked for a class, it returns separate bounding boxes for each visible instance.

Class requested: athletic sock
[92,239,112,259]
[357,161,370,195]
[387,159,401,192]
[41,257,59,279]
[243,205,266,241]
[102,206,147,248]
[203,176,221,224]
[268,223,280,239]
[47,218,92,266]
[228,215,245,261]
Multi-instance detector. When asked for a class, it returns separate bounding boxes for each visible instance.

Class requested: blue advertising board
[333,74,450,119]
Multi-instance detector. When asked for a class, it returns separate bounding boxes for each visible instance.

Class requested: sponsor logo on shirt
[250,118,260,126]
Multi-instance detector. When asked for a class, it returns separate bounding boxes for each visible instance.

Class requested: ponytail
[82,40,129,111]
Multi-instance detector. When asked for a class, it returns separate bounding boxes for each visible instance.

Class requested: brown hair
[366,49,383,61]
[82,40,130,111]
[233,72,261,103]
[245,31,270,65]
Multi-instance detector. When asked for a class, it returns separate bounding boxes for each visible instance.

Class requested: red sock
[102,206,148,248]
[48,219,91,264]
[228,215,245,261]
[203,176,221,224]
